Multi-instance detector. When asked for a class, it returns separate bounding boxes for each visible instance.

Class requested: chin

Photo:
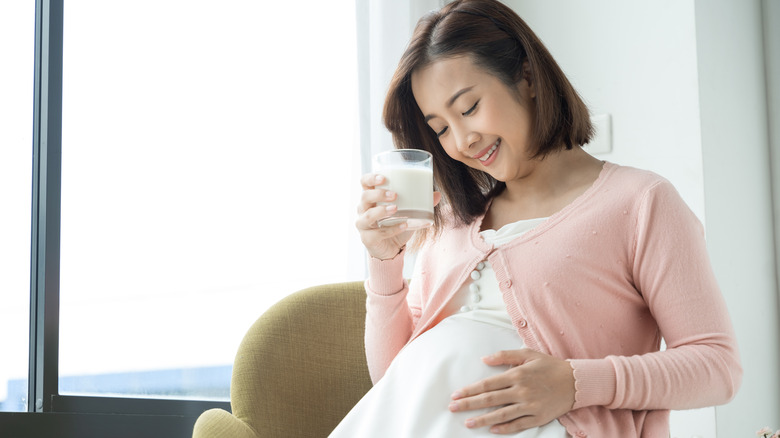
[482,170,507,182]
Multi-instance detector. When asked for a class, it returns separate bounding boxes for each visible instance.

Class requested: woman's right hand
[355,173,415,260]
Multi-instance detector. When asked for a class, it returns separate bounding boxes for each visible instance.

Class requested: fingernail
[448,401,459,412]
[375,175,383,184]
[385,205,396,212]
[465,419,476,428]
[385,191,395,200]
[451,391,463,399]
[399,222,408,231]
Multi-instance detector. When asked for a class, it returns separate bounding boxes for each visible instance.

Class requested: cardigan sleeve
[570,179,742,410]
[363,247,423,383]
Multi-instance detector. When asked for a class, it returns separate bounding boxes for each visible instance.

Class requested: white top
[443,217,549,329]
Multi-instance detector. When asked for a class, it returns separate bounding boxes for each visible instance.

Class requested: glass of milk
[372,149,434,230]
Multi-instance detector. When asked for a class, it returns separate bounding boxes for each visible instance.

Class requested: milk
[377,166,434,229]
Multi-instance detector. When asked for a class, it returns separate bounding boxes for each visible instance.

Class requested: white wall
[763,0,780,398]
[695,0,780,435]
[506,0,780,436]
[506,0,705,219]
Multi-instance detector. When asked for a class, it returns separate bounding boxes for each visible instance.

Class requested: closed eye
[462,100,479,116]
[433,100,478,138]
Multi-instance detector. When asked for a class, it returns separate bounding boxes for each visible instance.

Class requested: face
[411,56,536,182]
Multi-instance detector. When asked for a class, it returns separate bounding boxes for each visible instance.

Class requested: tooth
[478,143,499,162]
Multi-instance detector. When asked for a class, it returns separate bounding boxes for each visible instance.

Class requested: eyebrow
[423,86,474,123]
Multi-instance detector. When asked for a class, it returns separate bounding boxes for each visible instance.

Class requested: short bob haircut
[383,0,593,230]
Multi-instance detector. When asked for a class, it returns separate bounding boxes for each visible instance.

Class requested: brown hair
[383,0,593,231]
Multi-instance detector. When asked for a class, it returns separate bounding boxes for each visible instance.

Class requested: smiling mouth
[476,139,500,162]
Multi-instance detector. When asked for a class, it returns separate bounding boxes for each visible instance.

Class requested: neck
[501,147,602,202]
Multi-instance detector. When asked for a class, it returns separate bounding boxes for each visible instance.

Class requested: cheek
[438,138,461,161]
[487,94,532,130]
[439,136,458,160]
[493,108,533,144]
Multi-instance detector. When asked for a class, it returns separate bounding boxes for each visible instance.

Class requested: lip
[472,139,500,165]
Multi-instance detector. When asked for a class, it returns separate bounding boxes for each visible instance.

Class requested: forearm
[570,334,741,410]
[363,249,416,383]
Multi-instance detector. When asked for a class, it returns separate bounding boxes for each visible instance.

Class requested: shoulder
[603,162,671,190]
[601,162,700,233]
[599,162,683,206]
[578,162,695,233]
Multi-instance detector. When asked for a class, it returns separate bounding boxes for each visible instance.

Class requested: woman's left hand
[448,349,576,434]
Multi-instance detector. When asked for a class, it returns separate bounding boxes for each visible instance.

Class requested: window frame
[0,1,230,436]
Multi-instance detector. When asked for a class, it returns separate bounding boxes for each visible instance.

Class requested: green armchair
[192,281,373,438]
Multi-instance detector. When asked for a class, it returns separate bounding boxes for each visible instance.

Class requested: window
[0,1,35,413]
[58,0,361,401]
[0,0,363,435]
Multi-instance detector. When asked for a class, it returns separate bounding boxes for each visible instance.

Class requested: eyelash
[435,100,479,138]
[462,100,479,116]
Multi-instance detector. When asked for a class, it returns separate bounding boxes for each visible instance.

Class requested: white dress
[329,218,570,438]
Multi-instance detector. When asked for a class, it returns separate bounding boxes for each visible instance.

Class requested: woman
[336,0,742,436]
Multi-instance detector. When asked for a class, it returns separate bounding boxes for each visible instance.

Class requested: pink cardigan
[364,162,741,437]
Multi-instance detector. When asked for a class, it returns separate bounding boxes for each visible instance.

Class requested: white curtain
[356,0,446,173]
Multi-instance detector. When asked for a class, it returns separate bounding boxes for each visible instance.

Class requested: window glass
[59,0,361,399]
[0,2,35,412]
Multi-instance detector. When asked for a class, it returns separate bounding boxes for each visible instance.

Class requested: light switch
[584,114,612,155]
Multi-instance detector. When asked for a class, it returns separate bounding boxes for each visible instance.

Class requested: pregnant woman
[333,0,742,436]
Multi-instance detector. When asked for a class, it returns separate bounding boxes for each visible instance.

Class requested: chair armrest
[193,408,258,438]
[194,281,372,438]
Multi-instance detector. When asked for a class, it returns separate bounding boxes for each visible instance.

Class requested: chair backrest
[230,281,373,438]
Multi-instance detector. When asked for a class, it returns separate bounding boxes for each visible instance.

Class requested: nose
[454,128,481,154]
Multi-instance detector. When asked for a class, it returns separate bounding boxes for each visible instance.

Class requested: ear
[521,60,535,99]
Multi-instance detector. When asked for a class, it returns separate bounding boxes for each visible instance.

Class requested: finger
[360,173,385,190]
[362,221,408,240]
[463,405,531,431]
[481,349,536,366]
[357,188,397,214]
[362,187,396,205]
[451,373,514,401]
[484,412,544,435]
[355,204,397,230]
[487,416,538,435]
[449,387,515,413]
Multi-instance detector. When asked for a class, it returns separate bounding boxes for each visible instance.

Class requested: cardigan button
[575,431,587,438]
[518,319,528,328]
[501,280,512,288]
